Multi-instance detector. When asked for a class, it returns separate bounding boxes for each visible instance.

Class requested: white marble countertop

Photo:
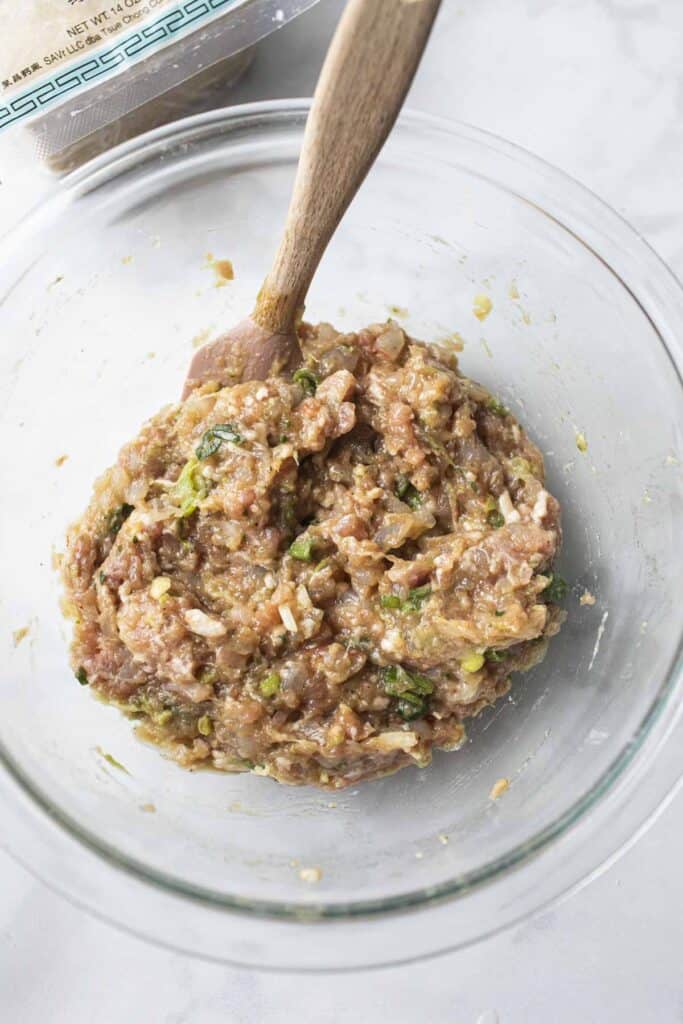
[1,1,682,1020]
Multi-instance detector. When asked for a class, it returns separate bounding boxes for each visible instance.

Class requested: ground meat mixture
[62,321,564,789]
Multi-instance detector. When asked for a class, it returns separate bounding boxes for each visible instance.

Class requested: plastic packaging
[0,0,319,172]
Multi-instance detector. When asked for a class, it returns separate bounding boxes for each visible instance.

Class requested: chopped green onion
[404,585,432,611]
[404,488,423,510]
[75,667,89,686]
[196,422,243,460]
[100,751,128,773]
[406,672,435,696]
[170,457,207,518]
[289,535,315,562]
[486,397,508,417]
[380,586,432,614]
[292,368,319,395]
[382,664,414,696]
[460,652,485,673]
[542,572,569,603]
[382,664,435,697]
[485,649,507,663]
[397,693,426,720]
[106,503,134,537]
[484,495,505,528]
[260,672,281,697]
[98,570,106,585]
[156,709,174,726]
[382,664,433,720]
[509,456,532,479]
[195,432,221,459]
[198,665,219,686]
[197,714,213,736]
[395,474,422,509]
[395,474,410,499]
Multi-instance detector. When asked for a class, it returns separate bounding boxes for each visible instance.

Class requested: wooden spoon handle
[253,0,441,335]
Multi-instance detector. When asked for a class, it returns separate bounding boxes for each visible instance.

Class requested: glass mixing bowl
[1,101,681,971]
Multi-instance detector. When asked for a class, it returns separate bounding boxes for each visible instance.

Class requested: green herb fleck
[487,509,505,529]
[486,397,508,417]
[542,572,569,603]
[198,665,219,687]
[382,664,415,696]
[75,667,89,686]
[404,585,432,611]
[156,709,174,726]
[382,664,434,720]
[380,594,403,610]
[196,422,243,459]
[260,672,281,697]
[404,487,423,510]
[292,367,319,395]
[289,535,315,562]
[170,457,208,517]
[106,503,134,538]
[98,570,106,585]
[196,432,220,459]
[395,474,422,509]
[407,673,435,696]
[485,649,507,663]
[397,693,427,720]
[197,714,213,736]
[494,609,505,617]
[395,474,411,499]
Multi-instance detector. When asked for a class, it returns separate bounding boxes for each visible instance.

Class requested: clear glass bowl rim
[0,100,682,966]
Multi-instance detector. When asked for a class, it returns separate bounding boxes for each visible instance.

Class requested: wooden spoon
[183,0,442,398]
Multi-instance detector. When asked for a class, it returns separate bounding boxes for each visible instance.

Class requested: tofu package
[0,0,318,173]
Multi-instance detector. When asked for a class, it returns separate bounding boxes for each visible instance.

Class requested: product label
[0,0,244,131]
